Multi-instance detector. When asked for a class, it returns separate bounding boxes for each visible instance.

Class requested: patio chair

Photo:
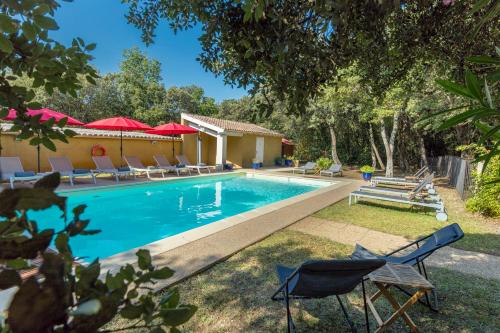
[176,154,212,174]
[319,164,342,177]
[154,155,191,176]
[271,259,386,333]
[292,162,316,174]
[48,157,96,186]
[92,156,134,182]
[351,223,464,311]
[371,166,429,187]
[0,156,47,189]
[349,187,447,221]
[124,156,166,179]
[360,173,436,199]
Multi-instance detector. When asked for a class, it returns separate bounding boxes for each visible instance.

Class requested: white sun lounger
[0,157,48,189]
[176,155,212,174]
[349,190,447,221]
[154,155,191,176]
[319,164,342,177]
[92,156,134,182]
[124,156,166,179]
[293,162,316,174]
[48,157,96,186]
[361,173,436,198]
[371,166,429,186]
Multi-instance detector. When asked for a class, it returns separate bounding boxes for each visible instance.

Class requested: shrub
[360,165,375,173]
[316,157,332,170]
[466,156,500,217]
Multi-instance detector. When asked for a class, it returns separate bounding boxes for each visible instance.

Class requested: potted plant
[284,155,293,167]
[252,157,260,169]
[293,157,300,167]
[360,165,375,180]
[275,156,285,166]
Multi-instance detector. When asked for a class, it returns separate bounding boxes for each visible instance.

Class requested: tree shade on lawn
[2,108,84,171]
[84,117,153,164]
[146,122,198,159]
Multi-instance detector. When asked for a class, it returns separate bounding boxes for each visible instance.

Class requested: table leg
[374,283,425,333]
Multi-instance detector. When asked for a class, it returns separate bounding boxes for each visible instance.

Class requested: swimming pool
[32,173,330,260]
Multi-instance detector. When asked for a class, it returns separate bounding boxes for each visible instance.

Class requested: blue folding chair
[271,259,386,333]
[351,223,464,310]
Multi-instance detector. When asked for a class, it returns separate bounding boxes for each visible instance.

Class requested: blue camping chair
[271,259,386,333]
[351,223,464,310]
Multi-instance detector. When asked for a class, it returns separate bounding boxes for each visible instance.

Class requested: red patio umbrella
[84,117,153,164]
[146,122,198,158]
[2,108,84,171]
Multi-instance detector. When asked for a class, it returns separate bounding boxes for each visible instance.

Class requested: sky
[51,0,247,102]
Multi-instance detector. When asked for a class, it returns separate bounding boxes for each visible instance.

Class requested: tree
[0,0,98,150]
[311,70,372,165]
[118,47,168,125]
[124,1,497,114]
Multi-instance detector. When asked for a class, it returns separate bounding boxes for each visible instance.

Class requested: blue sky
[51,0,247,102]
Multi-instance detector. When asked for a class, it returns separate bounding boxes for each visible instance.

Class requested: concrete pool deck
[96,173,361,290]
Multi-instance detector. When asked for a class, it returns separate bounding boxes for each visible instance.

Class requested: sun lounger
[124,156,166,179]
[271,259,386,333]
[352,223,464,310]
[48,157,96,186]
[154,155,191,176]
[349,188,447,221]
[319,163,342,177]
[292,161,316,174]
[361,173,436,198]
[92,156,134,182]
[371,166,429,186]
[176,155,212,174]
[0,156,47,189]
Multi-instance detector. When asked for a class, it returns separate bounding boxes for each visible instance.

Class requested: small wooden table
[366,263,434,333]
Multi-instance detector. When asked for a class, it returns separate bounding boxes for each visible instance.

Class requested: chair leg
[362,280,370,333]
[336,295,357,333]
[284,286,293,333]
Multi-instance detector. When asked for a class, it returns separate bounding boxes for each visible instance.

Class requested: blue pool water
[31,174,325,260]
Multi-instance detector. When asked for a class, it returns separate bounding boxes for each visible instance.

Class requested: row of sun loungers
[293,162,343,177]
[0,154,217,188]
[350,170,448,221]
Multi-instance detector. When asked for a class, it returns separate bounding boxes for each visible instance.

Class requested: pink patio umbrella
[2,108,84,171]
[145,122,198,159]
[84,117,153,164]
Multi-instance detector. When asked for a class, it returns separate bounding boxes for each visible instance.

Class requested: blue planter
[285,160,293,167]
[259,162,263,168]
[252,162,261,169]
[362,172,373,181]
[224,163,233,170]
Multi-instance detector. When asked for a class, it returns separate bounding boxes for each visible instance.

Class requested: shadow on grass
[146,231,499,333]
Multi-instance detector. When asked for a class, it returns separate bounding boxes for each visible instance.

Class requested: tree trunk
[380,110,402,177]
[419,136,429,168]
[328,125,342,165]
[369,123,385,170]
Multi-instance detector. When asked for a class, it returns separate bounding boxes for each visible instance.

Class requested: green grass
[109,230,500,332]
[313,187,500,256]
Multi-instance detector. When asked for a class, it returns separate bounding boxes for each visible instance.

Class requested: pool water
[31,174,327,260]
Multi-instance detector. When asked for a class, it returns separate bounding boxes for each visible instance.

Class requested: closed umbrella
[0,109,17,156]
[84,117,153,164]
[4,108,84,172]
[145,122,198,158]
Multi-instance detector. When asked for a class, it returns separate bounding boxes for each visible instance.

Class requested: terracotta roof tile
[183,113,282,137]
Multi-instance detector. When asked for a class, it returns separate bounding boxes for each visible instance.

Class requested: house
[181,113,283,168]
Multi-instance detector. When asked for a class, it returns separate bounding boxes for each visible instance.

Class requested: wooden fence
[428,155,474,200]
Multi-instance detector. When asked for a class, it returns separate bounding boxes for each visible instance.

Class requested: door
[256,137,264,163]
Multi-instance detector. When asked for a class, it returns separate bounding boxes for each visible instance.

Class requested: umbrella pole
[120,129,123,167]
[0,127,3,157]
[37,144,40,173]
[172,139,175,160]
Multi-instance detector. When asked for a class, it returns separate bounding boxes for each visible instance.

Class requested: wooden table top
[368,263,434,290]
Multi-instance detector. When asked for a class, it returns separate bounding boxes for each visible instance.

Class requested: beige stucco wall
[1,133,181,172]
[226,134,282,168]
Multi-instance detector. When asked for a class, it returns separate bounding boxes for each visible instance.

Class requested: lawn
[314,187,500,256]
[109,230,500,332]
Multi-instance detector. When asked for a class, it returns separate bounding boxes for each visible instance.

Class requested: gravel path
[289,216,500,281]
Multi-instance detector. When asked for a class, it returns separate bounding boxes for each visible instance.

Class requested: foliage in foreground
[0,173,196,333]
[466,155,500,217]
